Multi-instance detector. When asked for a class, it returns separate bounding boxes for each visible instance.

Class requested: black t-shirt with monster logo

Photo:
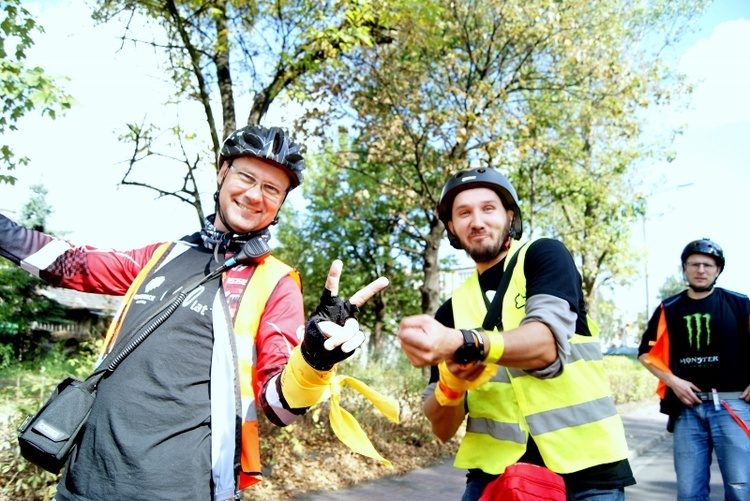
[639,287,750,393]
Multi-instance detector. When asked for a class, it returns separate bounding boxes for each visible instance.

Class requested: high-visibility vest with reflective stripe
[452,239,629,475]
[99,243,301,494]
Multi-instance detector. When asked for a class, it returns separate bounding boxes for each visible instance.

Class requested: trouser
[673,398,750,501]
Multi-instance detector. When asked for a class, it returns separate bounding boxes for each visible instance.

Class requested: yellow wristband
[280,346,334,409]
[434,382,465,407]
[484,332,505,365]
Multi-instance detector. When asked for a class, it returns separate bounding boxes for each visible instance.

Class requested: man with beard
[639,239,750,501]
[397,167,635,500]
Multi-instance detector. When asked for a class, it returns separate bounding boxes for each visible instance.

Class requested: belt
[695,391,744,402]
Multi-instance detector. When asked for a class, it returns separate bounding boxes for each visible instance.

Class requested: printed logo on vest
[144,276,165,293]
[514,293,526,310]
[182,285,210,316]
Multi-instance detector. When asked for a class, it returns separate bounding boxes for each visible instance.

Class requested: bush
[602,355,656,404]
[0,341,99,500]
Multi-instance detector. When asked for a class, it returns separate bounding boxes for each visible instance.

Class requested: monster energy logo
[683,313,712,350]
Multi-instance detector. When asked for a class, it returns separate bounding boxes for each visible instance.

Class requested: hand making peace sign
[301,260,389,371]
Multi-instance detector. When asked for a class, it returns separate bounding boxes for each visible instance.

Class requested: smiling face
[215,156,291,234]
[447,187,514,272]
[683,253,721,294]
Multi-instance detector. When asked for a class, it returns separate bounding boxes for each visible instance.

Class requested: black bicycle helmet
[681,238,725,270]
[219,125,305,189]
[438,167,523,249]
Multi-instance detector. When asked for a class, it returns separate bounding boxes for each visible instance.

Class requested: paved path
[293,402,680,500]
[626,433,724,500]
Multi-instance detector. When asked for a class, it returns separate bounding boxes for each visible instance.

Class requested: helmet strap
[504,215,517,250]
[214,163,238,234]
[684,271,719,294]
[688,282,716,294]
[503,233,512,251]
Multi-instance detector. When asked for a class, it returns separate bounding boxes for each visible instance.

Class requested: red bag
[479,462,567,501]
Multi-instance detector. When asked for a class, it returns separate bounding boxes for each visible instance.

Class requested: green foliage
[588,293,620,348]
[0,342,98,500]
[658,273,686,301]
[0,185,68,364]
[0,264,69,364]
[298,0,709,316]
[275,135,422,356]
[603,355,656,404]
[19,183,53,232]
[0,0,73,184]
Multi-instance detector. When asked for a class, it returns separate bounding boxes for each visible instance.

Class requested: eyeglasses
[228,164,286,204]
[686,262,717,271]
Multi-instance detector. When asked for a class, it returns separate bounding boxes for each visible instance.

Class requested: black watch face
[454,344,481,365]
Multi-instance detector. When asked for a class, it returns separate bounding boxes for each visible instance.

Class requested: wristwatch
[454,329,485,367]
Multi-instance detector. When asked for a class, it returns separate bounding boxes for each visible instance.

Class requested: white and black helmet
[438,167,523,249]
[219,125,305,189]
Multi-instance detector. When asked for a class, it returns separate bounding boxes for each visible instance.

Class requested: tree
[658,273,686,301]
[275,134,422,360]
[19,183,52,231]
[0,0,73,185]
[300,0,708,315]
[92,0,398,226]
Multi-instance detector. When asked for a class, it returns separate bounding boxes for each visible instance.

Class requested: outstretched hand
[301,260,389,371]
[397,314,462,368]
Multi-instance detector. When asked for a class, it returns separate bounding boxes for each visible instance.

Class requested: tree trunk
[421,219,443,315]
[214,5,235,150]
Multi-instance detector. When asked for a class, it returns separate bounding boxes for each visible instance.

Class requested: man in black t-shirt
[397,167,634,500]
[639,238,750,501]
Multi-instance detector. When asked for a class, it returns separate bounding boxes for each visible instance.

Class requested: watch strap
[460,328,476,348]
[472,329,485,360]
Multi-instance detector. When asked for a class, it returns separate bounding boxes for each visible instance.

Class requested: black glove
[301,287,360,371]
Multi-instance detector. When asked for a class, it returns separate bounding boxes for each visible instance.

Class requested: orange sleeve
[643,305,671,398]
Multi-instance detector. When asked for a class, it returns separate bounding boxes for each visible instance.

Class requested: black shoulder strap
[481,242,529,332]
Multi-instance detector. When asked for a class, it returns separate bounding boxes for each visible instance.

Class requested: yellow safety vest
[452,239,629,475]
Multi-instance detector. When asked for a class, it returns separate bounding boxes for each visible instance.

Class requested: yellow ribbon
[327,374,400,468]
[281,346,399,466]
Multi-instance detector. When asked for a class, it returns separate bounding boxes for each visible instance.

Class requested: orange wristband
[435,381,466,406]
[438,381,464,400]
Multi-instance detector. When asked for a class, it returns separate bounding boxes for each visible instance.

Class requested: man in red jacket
[2,124,388,500]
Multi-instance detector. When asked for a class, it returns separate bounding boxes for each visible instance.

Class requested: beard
[464,223,511,264]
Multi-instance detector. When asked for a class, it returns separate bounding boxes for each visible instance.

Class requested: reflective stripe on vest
[452,239,628,474]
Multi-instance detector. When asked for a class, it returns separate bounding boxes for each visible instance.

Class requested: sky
[2,0,749,326]
[618,0,750,321]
